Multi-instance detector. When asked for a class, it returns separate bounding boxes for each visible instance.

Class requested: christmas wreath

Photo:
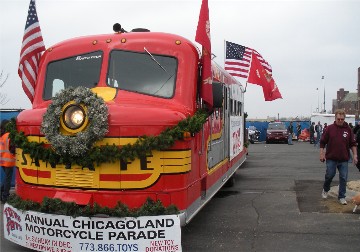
[41,86,108,157]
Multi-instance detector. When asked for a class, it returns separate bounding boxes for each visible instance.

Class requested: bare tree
[0,70,10,105]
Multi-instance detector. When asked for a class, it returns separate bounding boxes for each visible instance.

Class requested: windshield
[107,50,177,98]
[43,51,103,100]
[268,123,286,130]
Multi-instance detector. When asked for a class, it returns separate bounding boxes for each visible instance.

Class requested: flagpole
[224,39,226,68]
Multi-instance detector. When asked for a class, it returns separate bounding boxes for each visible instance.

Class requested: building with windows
[332,67,360,119]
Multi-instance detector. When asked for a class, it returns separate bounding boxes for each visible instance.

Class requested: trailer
[310,113,355,127]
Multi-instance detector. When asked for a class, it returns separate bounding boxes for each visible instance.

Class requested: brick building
[332,67,360,119]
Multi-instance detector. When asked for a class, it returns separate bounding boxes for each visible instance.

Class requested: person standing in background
[323,123,328,133]
[0,119,16,203]
[355,125,360,173]
[314,121,323,148]
[296,122,301,139]
[310,122,315,144]
[353,121,360,134]
[288,121,294,145]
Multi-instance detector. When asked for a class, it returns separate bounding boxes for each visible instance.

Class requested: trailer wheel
[224,176,235,187]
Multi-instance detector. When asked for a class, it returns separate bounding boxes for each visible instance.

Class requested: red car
[266,122,289,144]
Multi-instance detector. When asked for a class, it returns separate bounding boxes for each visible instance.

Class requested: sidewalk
[328,180,360,207]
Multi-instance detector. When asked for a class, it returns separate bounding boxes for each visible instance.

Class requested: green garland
[6,109,208,170]
[7,194,179,218]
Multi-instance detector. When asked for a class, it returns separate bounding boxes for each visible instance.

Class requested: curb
[329,185,360,200]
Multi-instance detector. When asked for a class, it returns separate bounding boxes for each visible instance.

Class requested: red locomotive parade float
[3,1,248,251]
[12,25,247,222]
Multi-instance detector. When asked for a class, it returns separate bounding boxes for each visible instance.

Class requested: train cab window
[233,101,236,115]
[224,87,229,111]
[43,51,103,100]
[238,101,242,116]
[229,98,242,116]
[107,50,177,98]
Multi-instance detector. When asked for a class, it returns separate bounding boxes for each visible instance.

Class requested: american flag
[18,0,45,103]
[224,41,272,79]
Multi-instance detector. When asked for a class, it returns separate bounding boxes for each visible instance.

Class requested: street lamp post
[322,76,325,113]
[316,88,319,112]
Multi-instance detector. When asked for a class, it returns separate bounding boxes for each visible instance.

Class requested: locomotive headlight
[60,102,89,135]
[63,105,86,130]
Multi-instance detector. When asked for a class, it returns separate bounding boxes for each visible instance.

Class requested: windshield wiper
[144,47,167,73]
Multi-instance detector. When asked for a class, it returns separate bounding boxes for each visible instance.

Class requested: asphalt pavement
[182,141,360,252]
[2,141,360,252]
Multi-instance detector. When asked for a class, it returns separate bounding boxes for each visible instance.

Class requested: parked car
[266,122,288,144]
[248,126,261,144]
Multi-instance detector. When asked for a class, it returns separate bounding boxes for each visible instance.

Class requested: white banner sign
[230,116,243,160]
[3,203,182,252]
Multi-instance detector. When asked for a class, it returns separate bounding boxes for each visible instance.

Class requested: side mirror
[212,82,223,109]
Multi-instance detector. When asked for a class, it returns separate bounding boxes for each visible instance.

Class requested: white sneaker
[321,189,328,199]
[339,198,347,205]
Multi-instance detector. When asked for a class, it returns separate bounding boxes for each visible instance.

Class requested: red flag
[262,80,282,101]
[18,0,45,103]
[248,51,282,101]
[195,0,213,107]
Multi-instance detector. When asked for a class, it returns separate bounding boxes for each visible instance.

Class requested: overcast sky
[1,0,359,119]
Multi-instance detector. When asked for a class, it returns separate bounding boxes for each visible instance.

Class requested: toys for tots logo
[4,206,22,235]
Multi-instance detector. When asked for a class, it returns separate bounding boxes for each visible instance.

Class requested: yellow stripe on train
[16,137,191,189]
